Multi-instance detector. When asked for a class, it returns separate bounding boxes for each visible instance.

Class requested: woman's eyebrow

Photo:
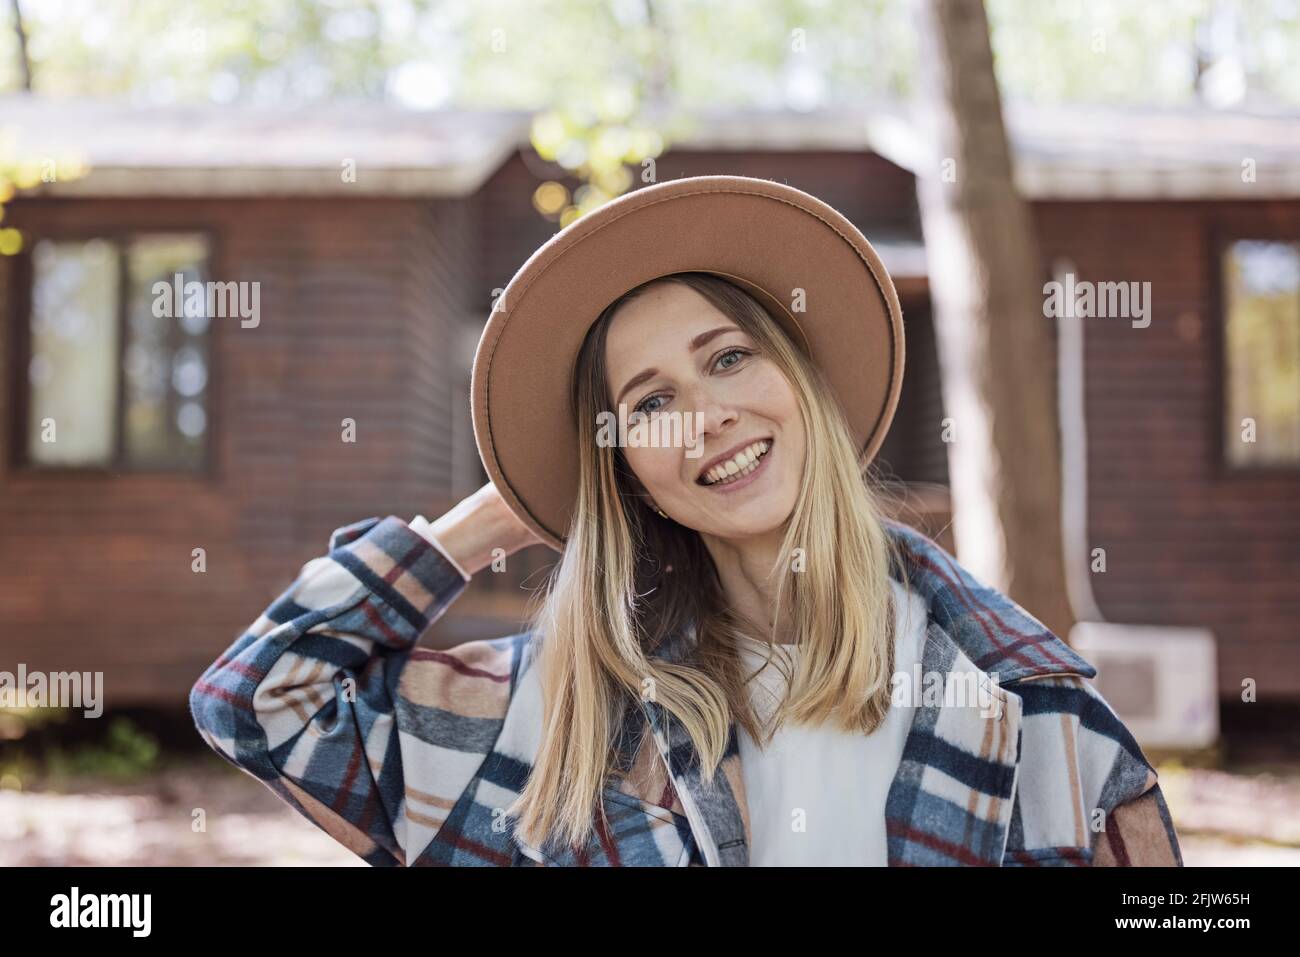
[614,325,741,405]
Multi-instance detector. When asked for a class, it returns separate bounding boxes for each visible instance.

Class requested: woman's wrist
[425,489,531,577]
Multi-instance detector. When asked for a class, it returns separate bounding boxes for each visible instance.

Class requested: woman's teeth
[700,440,772,487]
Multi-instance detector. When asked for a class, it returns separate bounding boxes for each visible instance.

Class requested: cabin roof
[0,94,533,197]
[3,93,1298,200]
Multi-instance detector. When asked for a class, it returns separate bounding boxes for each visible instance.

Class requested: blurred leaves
[0,122,90,253]
[1,0,1297,218]
[1,0,392,104]
[987,0,1300,108]
[0,712,161,786]
[2,0,1298,110]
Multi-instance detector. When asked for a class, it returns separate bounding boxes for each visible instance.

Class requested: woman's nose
[683,384,738,440]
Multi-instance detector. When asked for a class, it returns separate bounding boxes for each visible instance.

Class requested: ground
[1,754,1297,866]
[0,754,363,867]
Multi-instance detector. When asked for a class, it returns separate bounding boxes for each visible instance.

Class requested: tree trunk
[9,0,32,91]
[909,0,1076,641]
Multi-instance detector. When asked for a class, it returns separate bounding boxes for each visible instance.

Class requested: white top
[736,577,928,866]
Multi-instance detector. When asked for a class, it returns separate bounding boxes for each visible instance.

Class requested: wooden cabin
[1,95,1296,708]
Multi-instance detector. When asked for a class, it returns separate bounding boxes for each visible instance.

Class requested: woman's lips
[698,440,773,494]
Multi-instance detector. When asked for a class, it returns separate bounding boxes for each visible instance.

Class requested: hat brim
[471,174,905,553]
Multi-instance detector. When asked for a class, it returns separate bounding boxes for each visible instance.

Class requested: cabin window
[1222,239,1300,468]
[20,233,212,471]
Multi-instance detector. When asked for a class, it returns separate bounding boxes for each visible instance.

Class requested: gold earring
[653,505,668,519]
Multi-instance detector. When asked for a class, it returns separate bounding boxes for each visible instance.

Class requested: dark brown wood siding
[1034,199,1300,697]
[0,196,479,703]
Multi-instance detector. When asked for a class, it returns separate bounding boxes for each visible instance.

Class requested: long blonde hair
[508,271,906,851]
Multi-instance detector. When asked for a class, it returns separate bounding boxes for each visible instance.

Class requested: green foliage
[1,1,1296,226]
[3,0,1296,109]
[0,0,392,103]
[0,713,161,785]
[987,0,1300,106]
[46,717,161,779]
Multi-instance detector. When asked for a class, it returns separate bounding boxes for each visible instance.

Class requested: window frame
[1211,225,1300,478]
[8,223,222,479]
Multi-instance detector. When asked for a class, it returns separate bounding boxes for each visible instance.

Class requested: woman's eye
[634,393,666,416]
[715,348,750,370]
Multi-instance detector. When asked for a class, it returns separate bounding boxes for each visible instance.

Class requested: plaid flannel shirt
[189,514,1183,867]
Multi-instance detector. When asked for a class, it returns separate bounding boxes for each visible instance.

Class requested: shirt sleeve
[409,514,472,583]
[188,515,507,866]
[1010,674,1184,867]
[1093,781,1184,866]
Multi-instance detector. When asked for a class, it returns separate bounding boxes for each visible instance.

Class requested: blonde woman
[190,176,1182,867]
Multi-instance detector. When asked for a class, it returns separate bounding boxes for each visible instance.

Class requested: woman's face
[604,282,806,542]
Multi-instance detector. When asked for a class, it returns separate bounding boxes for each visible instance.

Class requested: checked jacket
[189,514,1184,867]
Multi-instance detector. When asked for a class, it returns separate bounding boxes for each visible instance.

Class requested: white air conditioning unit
[1069,622,1219,751]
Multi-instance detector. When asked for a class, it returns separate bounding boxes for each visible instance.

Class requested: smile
[698,439,773,489]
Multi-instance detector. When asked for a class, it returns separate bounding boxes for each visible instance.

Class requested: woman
[190,175,1182,867]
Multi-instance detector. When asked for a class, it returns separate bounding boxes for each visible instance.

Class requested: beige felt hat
[471,174,905,553]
